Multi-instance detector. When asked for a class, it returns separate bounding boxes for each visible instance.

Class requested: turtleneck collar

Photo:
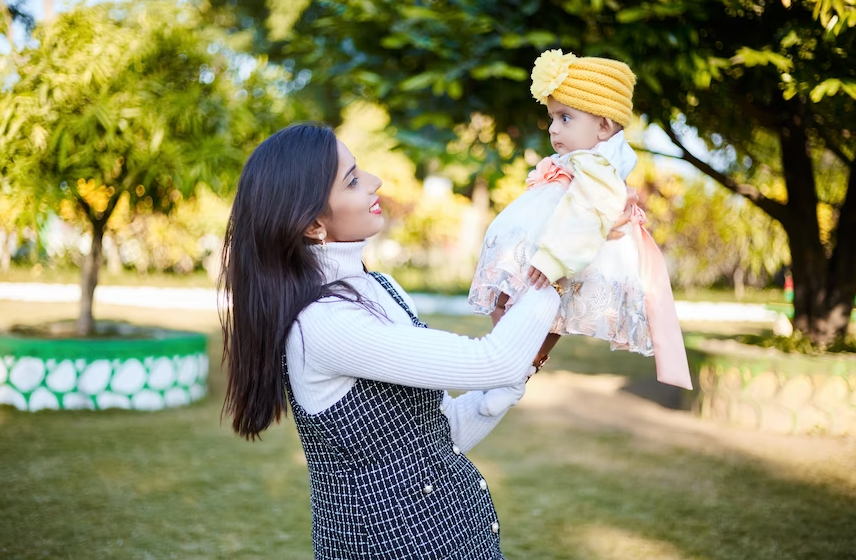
[311,240,369,283]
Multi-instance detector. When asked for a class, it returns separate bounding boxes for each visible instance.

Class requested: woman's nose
[370,173,382,193]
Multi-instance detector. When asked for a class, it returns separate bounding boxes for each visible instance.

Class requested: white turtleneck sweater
[286,240,560,452]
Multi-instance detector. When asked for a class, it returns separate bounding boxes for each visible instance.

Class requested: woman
[219,122,645,558]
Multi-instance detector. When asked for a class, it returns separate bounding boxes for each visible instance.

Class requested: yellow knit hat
[530,49,636,128]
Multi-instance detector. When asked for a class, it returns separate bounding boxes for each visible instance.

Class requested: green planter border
[0,329,209,411]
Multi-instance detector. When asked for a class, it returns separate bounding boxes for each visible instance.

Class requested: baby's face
[546,97,610,155]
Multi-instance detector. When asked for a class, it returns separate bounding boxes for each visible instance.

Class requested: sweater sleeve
[300,286,559,391]
[528,152,628,283]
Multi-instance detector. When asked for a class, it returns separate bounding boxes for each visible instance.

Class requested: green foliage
[640,157,791,290]
[0,1,287,228]
[737,331,856,354]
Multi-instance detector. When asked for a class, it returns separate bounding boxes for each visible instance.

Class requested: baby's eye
[562,115,571,122]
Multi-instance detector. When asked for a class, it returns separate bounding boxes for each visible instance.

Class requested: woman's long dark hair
[219,123,346,440]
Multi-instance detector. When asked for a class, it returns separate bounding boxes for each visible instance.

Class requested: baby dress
[469,131,692,389]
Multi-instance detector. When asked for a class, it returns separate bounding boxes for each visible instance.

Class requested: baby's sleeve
[528,152,628,283]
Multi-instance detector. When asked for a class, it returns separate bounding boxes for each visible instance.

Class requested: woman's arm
[300,286,560,391]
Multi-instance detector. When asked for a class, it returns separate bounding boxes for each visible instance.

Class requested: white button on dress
[452,445,461,455]
[422,484,433,495]
[478,478,487,490]
[490,521,499,533]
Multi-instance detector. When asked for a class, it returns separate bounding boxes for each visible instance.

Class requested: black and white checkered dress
[284,274,505,559]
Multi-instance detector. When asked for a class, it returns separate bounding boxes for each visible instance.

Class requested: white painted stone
[28,387,59,411]
[0,358,7,384]
[0,385,27,409]
[148,357,175,390]
[164,387,190,407]
[46,360,77,393]
[75,358,87,371]
[63,392,94,410]
[177,356,198,386]
[772,313,794,336]
[111,359,146,394]
[132,390,165,411]
[198,355,209,380]
[79,360,112,394]
[97,392,131,409]
[189,384,206,401]
[10,357,45,393]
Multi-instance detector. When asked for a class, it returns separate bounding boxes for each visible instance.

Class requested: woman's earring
[318,231,327,249]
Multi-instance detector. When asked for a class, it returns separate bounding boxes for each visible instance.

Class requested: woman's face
[317,140,384,243]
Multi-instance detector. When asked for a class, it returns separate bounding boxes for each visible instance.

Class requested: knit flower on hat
[530,49,578,104]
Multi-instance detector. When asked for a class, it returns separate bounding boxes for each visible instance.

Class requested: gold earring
[318,232,327,249]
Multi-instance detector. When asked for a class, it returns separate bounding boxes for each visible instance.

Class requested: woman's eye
[349,175,359,187]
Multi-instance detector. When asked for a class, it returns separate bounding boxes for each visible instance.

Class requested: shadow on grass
[482,406,856,560]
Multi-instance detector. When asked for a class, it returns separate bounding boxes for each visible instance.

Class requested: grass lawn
[1,301,855,560]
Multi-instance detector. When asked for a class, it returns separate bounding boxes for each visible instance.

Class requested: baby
[470,50,692,411]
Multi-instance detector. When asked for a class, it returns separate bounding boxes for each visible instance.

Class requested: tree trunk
[733,266,745,301]
[779,111,855,346]
[779,113,831,344]
[823,163,856,342]
[76,221,105,336]
[0,229,10,273]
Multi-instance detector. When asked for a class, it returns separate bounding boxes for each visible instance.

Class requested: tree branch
[814,126,855,167]
[628,144,686,160]
[662,124,788,224]
[74,193,92,217]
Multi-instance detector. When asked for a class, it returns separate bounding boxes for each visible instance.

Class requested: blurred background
[3,0,823,302]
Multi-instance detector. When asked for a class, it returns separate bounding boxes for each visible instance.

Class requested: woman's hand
[607,186,639,241]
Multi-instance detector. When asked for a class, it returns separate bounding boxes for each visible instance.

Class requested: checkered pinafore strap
[367,272,429,329]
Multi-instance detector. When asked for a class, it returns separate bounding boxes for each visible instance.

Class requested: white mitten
[478,366,536,417]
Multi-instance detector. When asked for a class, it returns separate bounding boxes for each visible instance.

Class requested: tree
[0,1,295,335]
[278,0,854,346]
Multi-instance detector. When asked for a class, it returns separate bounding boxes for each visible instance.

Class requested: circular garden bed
[0,322,208,411]
[685,335,856,435]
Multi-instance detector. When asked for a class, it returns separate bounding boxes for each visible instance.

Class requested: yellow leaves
[812,0,856,31]
[817,202,836,257]
[150,128,164,152]
[491,158,529,213]
[810,78,856,102]
[30,125,48,151]
[730,47,794,73]
[75,177,113,213]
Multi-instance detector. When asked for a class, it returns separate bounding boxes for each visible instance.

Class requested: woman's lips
[369,200,382,214]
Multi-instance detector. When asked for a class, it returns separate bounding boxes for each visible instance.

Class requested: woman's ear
[304,220,327,244]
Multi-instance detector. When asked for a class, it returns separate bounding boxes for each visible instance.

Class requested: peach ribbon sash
[630,205,693,389]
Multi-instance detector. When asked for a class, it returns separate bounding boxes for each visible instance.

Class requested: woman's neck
[312,240,368,283]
